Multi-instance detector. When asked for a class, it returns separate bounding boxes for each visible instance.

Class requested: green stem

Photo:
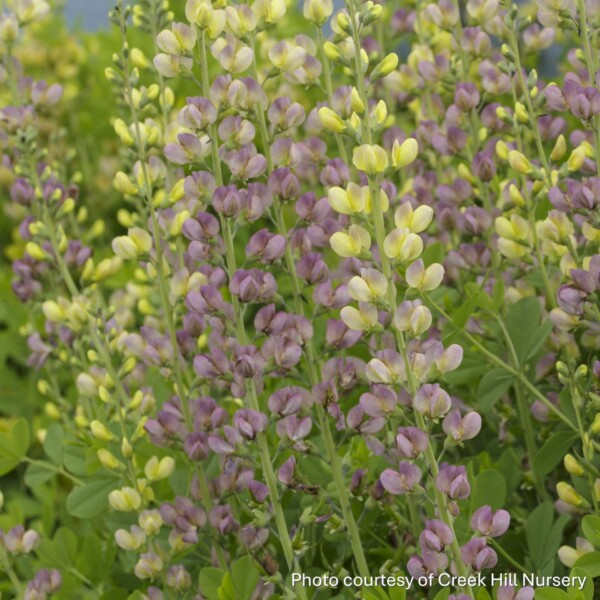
[0,547,23,599]
[426,295,577,430]
[496,317,546,499]
[315,27,349,163]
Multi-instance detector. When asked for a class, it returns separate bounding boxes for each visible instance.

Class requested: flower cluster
[1,0,600,597]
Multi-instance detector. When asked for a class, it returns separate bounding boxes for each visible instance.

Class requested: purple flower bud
[472,151,496,181]
[249,480,269,503]
[436,463,471,499]
[497,586,534,600]
[470,506,510,537]
[233,409,268,440]
[184,432,208,461]
[313,281,350,308]
[557,285,586,315]
[460,538,498,570]
[278,456,296,485]
[268,386,310,416]
[296,253,329,284]
[209,505,238,534]
[230,269,277,302]
[420,519,454,551]
[380,462,422,495]
[360,385,398,417]
[326,319,362,349]
[268,97,305,129]
[178,97,217,130]
[246,229,286,263]
[414,384,452,418]
[320,158,350,187]
[224,145,267,180]
[442,409,482,442]
[268,167,300,200]
[395,426,428,458]
[544,84,568,111]
[212,185,242,218]
[282,415,312,441]
[454,83,480,111]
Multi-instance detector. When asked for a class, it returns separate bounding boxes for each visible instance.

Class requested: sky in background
[65,0,110,30]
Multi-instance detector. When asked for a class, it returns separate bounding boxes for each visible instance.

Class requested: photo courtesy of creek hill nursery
[3,0,600,598]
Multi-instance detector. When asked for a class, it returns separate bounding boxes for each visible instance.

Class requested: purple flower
[229,269,277,302]
[442,409,482,442]
[246,229,286,263]
[470,506,510,537]
[497,586,534,600]
[395,427,429,458]
[460,538,498,570]
[420,519,453,552]
[380,462,422,494]
[413,384,452,418]
[359,386,398,417]
[233,409,268,440]
[436,463,471,499]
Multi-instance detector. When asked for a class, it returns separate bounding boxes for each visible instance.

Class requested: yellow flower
[352,144,389,175]
[330,225,371,257]
[507,150,533,174]
[340,303,379,331]
[318,107,346,133]
[383,228,423,261]
[347,268,388,302]
[391,138,419,168]
[109,487,142,512]
[394,202,433,233]
[327,183,369,215]
[144,456,176,481]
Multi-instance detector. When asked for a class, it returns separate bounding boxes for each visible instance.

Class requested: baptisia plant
[2,0,600,597]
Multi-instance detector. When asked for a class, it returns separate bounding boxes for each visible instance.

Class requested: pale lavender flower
[442,409,482,442]
[380,462,422,494]
[470,506,510,537]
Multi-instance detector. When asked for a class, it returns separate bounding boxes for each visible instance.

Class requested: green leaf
[43,424,64,465]
[477,369,514,412]
[452,294,479,329]
[388,587,406,600]
[231,556,261,600]
[470,469,507,511]
[433,590,450,600]
[574,552,600,578]
[62,443,87,476]
[526,319,553,361]
[535,589,569,600]
[421,241,445,266]
[217,571,237,600]
[568,568,593,600]
[505,297,543,362]
[0,418,30,459]
[362,589,390,600]
[36,527,78,568]
[66,477,117,519]
[527,502,570,572]
[533,432,578,476]
[24,461,57,487]
[76,534,104,583]
[582,515,600,547]
[199,567,225,600]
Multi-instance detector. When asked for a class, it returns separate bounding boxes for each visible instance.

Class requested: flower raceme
[5,0,600,596]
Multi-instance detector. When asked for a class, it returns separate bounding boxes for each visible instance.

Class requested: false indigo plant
[1,0,600,598]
